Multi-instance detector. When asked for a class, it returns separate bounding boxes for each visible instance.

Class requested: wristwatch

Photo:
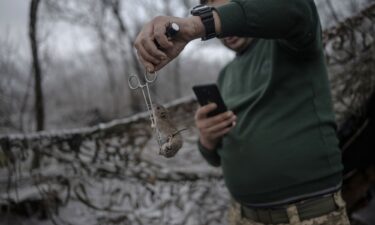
[190,4,216,41]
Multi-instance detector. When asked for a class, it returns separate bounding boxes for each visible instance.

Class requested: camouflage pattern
[228,192,351,225]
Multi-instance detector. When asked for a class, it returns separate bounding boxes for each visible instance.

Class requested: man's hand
[134,16,204,72]
[195,103,236,150]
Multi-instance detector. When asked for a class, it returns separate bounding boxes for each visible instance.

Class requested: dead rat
[153,104,185,158]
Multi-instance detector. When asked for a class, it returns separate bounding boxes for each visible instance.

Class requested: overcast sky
[0,0,96,57]
[0,0,28,30]
[0,0,28,46]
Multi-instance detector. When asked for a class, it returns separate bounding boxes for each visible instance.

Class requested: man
[134,0,350,224]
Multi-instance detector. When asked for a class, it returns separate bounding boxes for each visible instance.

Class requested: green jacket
[198,0,343,205]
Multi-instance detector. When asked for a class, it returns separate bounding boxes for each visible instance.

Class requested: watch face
[191,4,210,15]
[194,4,208,10]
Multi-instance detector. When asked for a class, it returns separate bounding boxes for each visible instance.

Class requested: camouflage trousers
[228,192,351,225]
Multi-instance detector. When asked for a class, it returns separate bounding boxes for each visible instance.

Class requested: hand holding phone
[192,84,228,117]
[193,84,236,150]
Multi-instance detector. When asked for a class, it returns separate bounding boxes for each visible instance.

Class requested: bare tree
[94,2,119,116]
[155,0,195,99]
[326,0,340,24]
[29,0,45,131]
[25,0,203,128]
[106,0,144,113]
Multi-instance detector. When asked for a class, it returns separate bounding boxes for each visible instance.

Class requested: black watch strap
[191,5,216,41]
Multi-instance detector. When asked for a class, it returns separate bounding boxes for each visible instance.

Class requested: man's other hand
[195,103,236,150]
[134,16,205,72]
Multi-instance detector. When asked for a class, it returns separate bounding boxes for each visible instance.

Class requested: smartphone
[192,84,228,117]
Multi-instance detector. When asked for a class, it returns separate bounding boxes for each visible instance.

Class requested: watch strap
[191,5,216,41]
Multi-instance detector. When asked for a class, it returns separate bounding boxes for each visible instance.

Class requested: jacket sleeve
[198,140,221,167]
[215,0,319,51]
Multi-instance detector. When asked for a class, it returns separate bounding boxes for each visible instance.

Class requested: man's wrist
[212,10,222,36]
[185,16,206,40]
[184,11,221,41]
[199,137,218,151]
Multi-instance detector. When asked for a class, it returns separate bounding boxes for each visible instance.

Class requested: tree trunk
[29,0,45,131]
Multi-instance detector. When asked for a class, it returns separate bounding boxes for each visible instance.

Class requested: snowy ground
[0,99,231,225]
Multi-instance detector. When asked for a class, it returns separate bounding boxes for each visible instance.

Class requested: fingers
[134,15,193,72]
[195,105,237,144]
[137,55,154,73]
[200,111,235,129]
[199,113,236,139]
[206,114,236,133]
[154,43,186,71]
[195,103,218,120]
[135,36,167,72]
[153,22,174,49]
[198,116,236,145]
[137,41,165,65]
[134,16,174,72]
[143,35,168,59]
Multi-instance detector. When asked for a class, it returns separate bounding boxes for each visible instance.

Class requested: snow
[0,98,229,225]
